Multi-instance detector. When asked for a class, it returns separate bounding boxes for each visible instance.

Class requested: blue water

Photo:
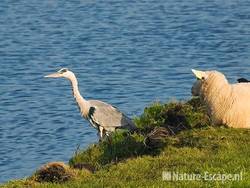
[1,0,250,183]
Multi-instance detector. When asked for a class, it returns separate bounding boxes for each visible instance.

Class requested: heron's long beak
[44,72,61,78]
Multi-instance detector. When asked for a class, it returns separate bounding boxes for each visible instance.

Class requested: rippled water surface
[1,0,250,183]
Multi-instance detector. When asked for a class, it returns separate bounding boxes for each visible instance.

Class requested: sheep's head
[191,69,208,96]
[191,69,229,97]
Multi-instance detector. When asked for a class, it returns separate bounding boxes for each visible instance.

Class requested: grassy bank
[2,98,250,187]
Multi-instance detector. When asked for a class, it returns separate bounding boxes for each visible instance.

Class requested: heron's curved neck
[68,74,90,118]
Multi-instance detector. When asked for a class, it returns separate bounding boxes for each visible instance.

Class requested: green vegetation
[2,98,250,187]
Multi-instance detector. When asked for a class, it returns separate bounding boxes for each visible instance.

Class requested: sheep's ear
[191,69,207,80]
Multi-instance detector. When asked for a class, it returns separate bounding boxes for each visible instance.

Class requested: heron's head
[44,68,75,79]
[191,69,208,96]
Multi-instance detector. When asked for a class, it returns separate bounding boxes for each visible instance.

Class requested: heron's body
[45,68,136,138]
[86,100,135,136]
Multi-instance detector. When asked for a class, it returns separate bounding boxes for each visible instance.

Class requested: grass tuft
[32,162,75,183]
[69,131,147,169]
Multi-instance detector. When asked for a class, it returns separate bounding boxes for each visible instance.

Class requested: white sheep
[191,69,250,128]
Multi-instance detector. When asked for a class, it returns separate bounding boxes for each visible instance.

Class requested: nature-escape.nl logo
[162,171,243,183]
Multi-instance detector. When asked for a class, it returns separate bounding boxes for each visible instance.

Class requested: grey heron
[45,68,136,139]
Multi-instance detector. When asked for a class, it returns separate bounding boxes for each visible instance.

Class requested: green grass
[2,98,250,187]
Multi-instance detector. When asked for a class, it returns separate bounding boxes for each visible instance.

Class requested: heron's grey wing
[88,100,135,131]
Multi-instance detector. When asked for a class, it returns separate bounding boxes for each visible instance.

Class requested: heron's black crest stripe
[58,68,68,73]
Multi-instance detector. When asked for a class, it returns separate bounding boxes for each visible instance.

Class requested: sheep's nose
[191,86,195,95]
[191,85,199,96]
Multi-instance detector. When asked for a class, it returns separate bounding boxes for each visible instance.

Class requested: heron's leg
[97,132,102,143]
[99,126,105,141]
[99,127,103,138]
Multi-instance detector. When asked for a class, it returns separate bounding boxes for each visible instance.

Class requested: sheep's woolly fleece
[191,69,250,128]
